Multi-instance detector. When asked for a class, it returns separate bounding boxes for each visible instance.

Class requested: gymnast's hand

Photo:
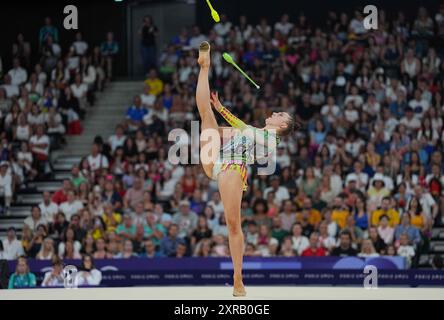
[210,91,223,112]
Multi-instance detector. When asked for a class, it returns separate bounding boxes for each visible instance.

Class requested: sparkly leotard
[212,107,280,191]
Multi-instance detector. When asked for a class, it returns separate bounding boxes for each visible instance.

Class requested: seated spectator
[92,238,108,259]
[0,74,19,98]
[252,199,272,229]
[342,215,363,248]
[190,189,205,216]
[317,221,336,252]
[124,177,144,211]
[172,200,198,239]
[353,196,369,231]
[193,238,212,257]
[396,233,416,267]
[8,256,36,289]
[160,224,185,257]
[191,216,212,248]
[59,190,84,221]
[36,237,55,260]
[0,161,12,212]
[301,232,326,257]
[130,202,147,226]
[143,213,165,245]
[346,161,369,192]
[100,32,119,80]
[52,179,73,205]
[406,196,430,234]
[367,174,390,212]
[245,221,259,246]
[331,231,358,257]
[58,227,82,258]
[29,124,50,170]
[256,225,278,256]
[264,177,290,205]
[49,212,69,240]
[140,84,156,108]
[321,96,341,124]
[108,125,126,153]
[296,198,321,229]
[394,214,421,247]
[358,239,380,257]
[297,168,320,198]
[126,95,148,132]
[330,197,349,230]
[279,236,296,257]
[367,226,387,254]
[41,256,64,287]
[291,223,309,255]
[87,142,109,174]
[211,234,229,257]
[24,206,47,232]
[175,243,188,258]
[371,196,400,227]
[2,227,24,260]
[413,184,438,221]
[116,215,136,241]
[81,233,96,256]
[38,191,59,223]
[114,239,138,258]
[77,254,102,286]
[142,239,163,258]
[279,200,297,232]
[377,215,395,245]
[270,216,289,244]
[400,107,421,133]
[8,58,27,86]
[102,202,122,233]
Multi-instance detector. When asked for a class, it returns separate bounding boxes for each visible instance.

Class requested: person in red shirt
[51,179,73,205]
[301,232,327,257]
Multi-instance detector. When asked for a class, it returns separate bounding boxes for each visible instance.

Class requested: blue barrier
[6,257,444,287]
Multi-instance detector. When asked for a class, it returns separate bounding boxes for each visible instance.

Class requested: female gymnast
[196,41,295,296]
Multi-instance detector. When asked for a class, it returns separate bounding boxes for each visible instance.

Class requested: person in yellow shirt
[405,197,430,234]
[371,196,400,227]
[295,198,321,228]
[102,202,122,233]
[144,69,163,96]
[331,196,349,230]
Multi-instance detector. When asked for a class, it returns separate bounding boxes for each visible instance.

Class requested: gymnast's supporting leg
[218,169,246,296]
[196,41,220,178]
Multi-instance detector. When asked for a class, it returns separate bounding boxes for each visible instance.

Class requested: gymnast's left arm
[209,92,279,150]
[210,91,248,130]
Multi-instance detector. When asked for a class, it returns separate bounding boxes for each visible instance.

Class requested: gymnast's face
[265,112,291,130]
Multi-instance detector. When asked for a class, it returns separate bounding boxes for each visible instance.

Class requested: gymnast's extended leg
[196,41,220,178]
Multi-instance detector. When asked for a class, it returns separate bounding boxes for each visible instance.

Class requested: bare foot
[233,274,246,297]
[198,41,211,68]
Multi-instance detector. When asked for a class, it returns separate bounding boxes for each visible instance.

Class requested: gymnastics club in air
[222,52,261,90]
[205,0,220,23]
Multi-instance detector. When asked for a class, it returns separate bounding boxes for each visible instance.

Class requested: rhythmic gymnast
[196,41,295,296]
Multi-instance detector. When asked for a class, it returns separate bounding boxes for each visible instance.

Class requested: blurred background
[0,0,444,289]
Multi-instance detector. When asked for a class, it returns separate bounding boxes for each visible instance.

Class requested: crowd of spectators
[0,17,119,214]
[2,6,444,284]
